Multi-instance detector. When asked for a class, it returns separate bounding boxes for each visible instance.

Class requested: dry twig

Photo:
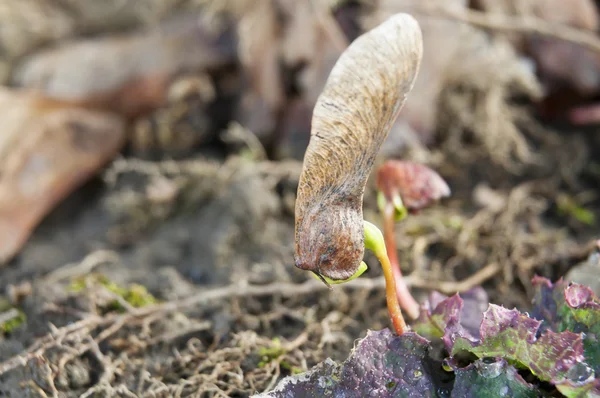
[43,250,120,284]
[409,263,501,294]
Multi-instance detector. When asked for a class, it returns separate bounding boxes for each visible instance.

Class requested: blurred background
[1,0,600,396]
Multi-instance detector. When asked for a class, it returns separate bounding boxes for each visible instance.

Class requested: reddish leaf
[376,160,450,211]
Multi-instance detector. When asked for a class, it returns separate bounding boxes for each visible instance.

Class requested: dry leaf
[234,0,284,137]
[275,98,313,160]
[0,0,191,63]
[475,0,600,96]
[11,13,237,118]
[234,0,350,142]
[0,88,126,263]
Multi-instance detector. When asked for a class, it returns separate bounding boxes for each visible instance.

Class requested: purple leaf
[451,358,539,398]
[555,376,600,398]
[261,277,600,397]
[413,287,487,342]
[449,304,586,385]
[564,283,600,310]
[532,277,600,377]
[258,329,453,397]
[414,293,463,339]
[458,287,489,338]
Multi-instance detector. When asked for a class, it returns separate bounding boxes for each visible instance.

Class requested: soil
[1,126,597,396]
[1,2,600,398]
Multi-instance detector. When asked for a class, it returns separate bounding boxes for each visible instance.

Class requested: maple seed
[293,13,424,335]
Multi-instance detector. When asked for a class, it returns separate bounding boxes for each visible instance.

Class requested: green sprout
[312,221,409,334]
[312,261,368,285]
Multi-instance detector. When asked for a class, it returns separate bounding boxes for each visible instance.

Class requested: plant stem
[364,221,407,335]
[383,203,421,320]
[378,246,408,335]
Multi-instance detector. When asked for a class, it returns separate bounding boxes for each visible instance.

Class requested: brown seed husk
[294,13,424,281]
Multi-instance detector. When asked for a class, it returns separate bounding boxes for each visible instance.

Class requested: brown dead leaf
[275,98,313,160]
[271,1,353,156]
[0,0,74,61]
[234,0,351,142]
[0,88,126,263]
[0,0,190,63]
[11,12,237,119]
[234,0,284,138]
[475,0,600,96]
[294,3,348,107]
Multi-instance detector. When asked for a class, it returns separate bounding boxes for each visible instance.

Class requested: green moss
[68,277,88,293]
[121,284,156,308]
[258,338,287,368]
[280,360,303,374]
[257,339,303,373]
[69,274,157,312]
[0,309,26,334]
[557,194,596,226]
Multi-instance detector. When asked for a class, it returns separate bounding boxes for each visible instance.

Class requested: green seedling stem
[313,220,408,335]
[378,192,421,320]
[364,221,407,335]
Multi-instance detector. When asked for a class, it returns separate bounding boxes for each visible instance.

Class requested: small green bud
[312,261,368,285]
[363,220,387,256]
[377,191,407,222]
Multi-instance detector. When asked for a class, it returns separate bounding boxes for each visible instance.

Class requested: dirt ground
[1,1,600,397]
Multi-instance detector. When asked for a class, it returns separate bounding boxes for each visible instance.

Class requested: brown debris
[233,0,348,143]
[129,73,217,158]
